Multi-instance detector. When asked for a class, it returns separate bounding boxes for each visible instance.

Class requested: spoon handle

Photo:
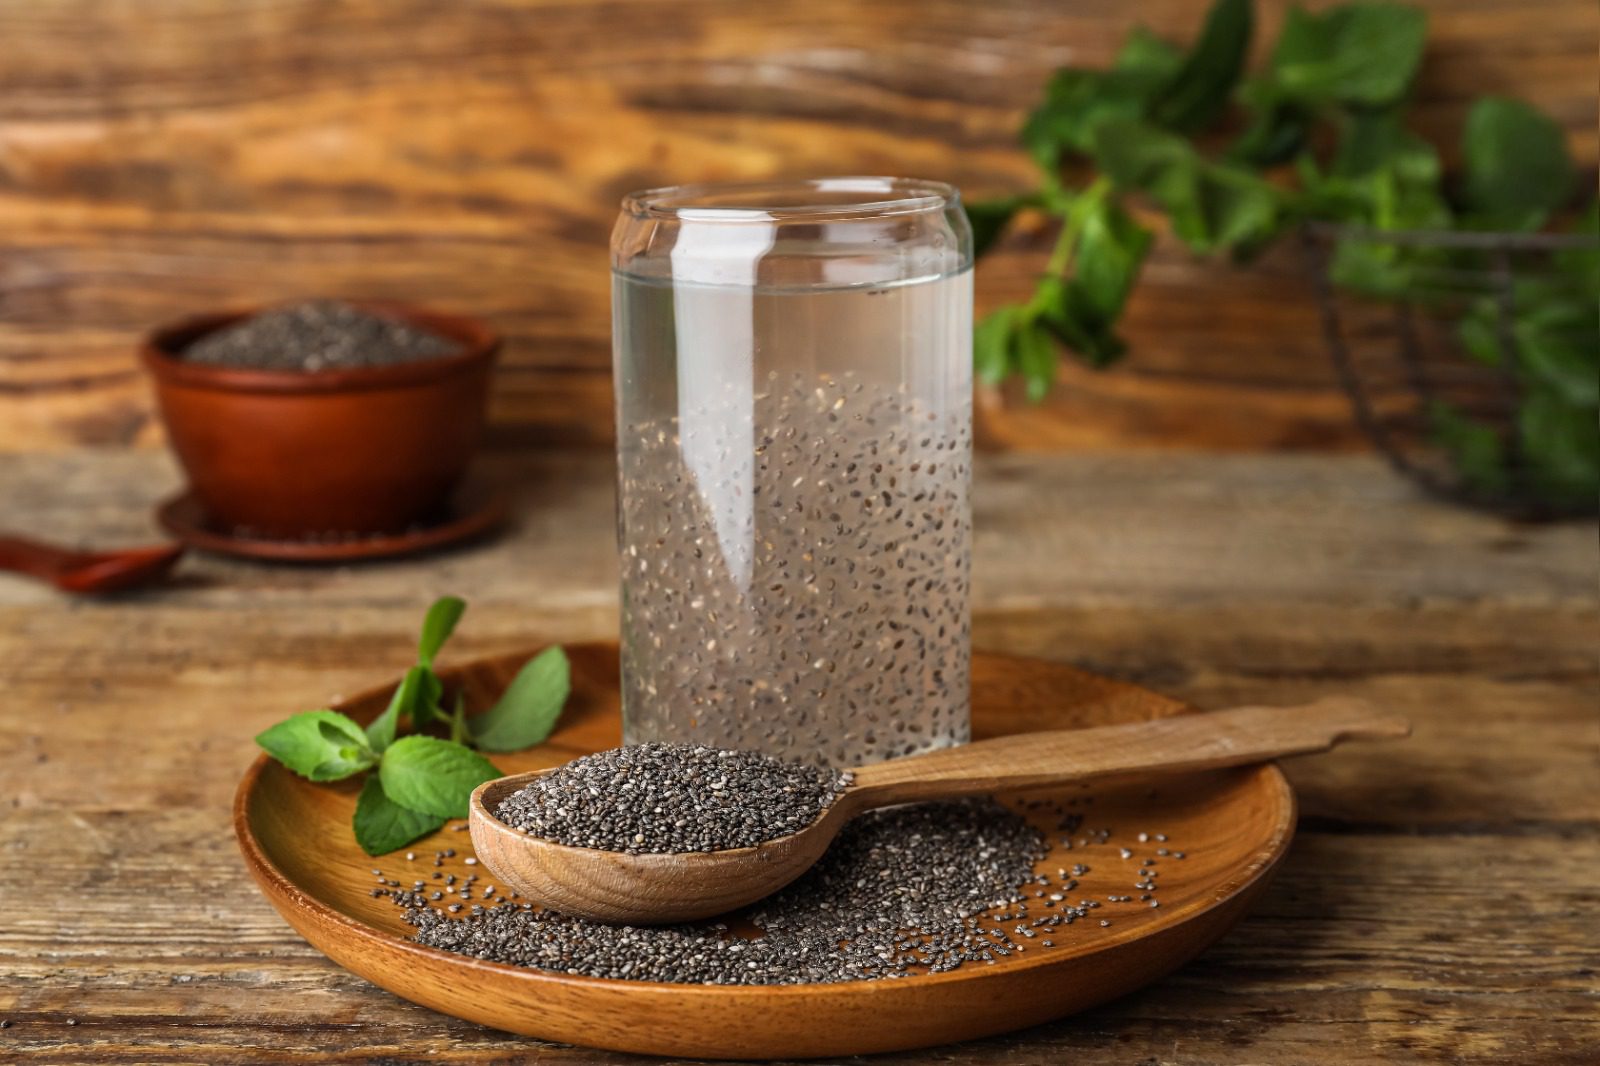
[848,696,1409,807]
[0,535,78,583]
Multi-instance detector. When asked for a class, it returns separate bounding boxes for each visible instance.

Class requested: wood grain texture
[1,0,1596,453]
[0,449,1595,1061]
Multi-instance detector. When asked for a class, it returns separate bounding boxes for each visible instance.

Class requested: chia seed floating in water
[183,300,460,372]
[617,371,972,767]
[493,742,852,853]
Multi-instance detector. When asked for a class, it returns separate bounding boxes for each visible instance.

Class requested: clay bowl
[141,303,499,538]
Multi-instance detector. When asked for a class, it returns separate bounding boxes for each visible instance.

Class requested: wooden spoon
[0,534,185,594]
[470,696,1409,925]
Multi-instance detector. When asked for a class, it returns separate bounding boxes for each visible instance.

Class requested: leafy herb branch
[970,0,1597,508]
[255,597,571,855]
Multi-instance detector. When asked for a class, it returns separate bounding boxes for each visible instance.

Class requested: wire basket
[1301,224,1600,520]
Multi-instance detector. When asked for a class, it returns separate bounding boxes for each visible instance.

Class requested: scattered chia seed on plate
[183,300,460,372]
[494,742,853,853]
[402,800,1046,984]
[379,801,1188,986]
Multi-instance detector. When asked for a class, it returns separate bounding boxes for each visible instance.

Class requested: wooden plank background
[1,0,1595,453]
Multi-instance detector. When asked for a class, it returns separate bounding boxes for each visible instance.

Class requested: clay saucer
[157,480,507,563]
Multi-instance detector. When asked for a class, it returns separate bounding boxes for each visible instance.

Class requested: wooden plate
[157,481,506,563]
[234,642,1294,1059]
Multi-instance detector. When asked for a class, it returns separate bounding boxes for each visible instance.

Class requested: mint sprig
[254,596,571,855]
[971,0,1598,510]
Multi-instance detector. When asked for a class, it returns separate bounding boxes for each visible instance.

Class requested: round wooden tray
[234,642,1294,1059]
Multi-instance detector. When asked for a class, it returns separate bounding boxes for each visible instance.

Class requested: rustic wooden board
[1,0,1595,453]
[0,450,1595,1062]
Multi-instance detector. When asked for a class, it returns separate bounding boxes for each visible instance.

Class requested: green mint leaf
[1071,196,1154,333]
[1022,68,1163,167]
[1519,387,1600,508]
[378,736,501,819]
[1151,0,1253,133]
[257,710,377,782]
[974,306,1019,385]
[469,646,572,753]
[1429,401,1508,496]
[1461,97,1575,231]
[1012,320,1057,403]
[1228,74,1310,167]
[409,666,445,730]
[1461,285,1599,407]
[1114,25,1183,82]
[416,595,467,667]
[353,775,447,856]
[1265,3,1427,108]
[1093,120,1279,254]
[1553,202,1600,292]
[965,195,1037,259]
[448,690,469,746]
[365,664,438,752]
[1331,110,1439,186]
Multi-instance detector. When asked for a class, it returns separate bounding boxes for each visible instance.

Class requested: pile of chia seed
[183,300,460,372]
[401,800,1046,984]
[379,799,1187,986]
[493,742,852,853]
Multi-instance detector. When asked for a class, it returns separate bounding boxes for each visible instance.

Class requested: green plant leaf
[352,775,447,856]
[1519,387,1600,507]
[1229,93,1311,167]
[1459,275,1599,407]
[1461,96,1575,231]
[1516,300,1600,408]
[1033,196,1151,370]
[1266,2,1428,108]
[1074,197,1153,323]
[469,646,572,753]
[1012,320,1057,402]
[448,689,469,745]
[966,195,1036,259]
[975,306,1020,385]
[1429,401,1508,495]
[378,736,501,819]
[257,710,378,782]
[416,595,467,668]
[365,664,440,752]
[1554,202,1600,291]
[410,667,445,730]
[1151,0,1253,133]
[1094,120,1280,254]
[1022,69,1153,166]
[1115,25,1184,82]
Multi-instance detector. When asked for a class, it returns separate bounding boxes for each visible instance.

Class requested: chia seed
[182,300,459,373]
[406,800,1045,984]
[382,792,1190,986]
[494,743,852,853]
[617,373,972,767]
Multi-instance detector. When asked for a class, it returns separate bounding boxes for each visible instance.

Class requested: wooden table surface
[1,449,1595,1065]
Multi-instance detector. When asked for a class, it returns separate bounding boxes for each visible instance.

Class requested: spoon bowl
[472,773,860,923]
[470,696,1409,925]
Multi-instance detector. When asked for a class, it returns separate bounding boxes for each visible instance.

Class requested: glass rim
[620,176,961,223]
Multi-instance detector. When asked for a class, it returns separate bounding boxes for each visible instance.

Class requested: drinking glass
[610,177,973,767]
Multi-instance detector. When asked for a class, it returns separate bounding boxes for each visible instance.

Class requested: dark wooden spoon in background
[0,535,184,594]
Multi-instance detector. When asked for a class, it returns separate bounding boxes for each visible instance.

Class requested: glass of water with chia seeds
[610,177,973,767]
